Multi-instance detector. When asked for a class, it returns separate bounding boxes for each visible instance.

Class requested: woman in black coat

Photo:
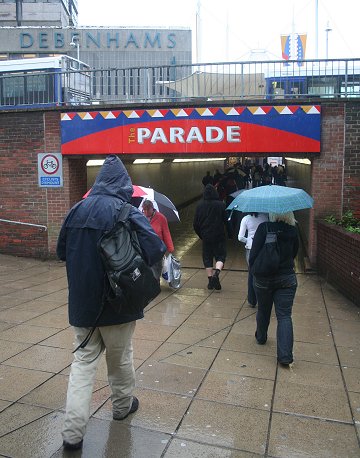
[193,184,227,290]
[249,211,299,366]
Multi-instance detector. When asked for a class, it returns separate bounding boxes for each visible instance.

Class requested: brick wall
[0,111,49,257]
[0,110,87,258]
[344,103,360,218]
[317,221,360,306]
[308,103,345,264]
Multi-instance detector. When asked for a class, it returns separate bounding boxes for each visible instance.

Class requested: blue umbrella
[226,185,314,214]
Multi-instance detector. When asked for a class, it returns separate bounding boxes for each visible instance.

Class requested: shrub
[324,210,360,234]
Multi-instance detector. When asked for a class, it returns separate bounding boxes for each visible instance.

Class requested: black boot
[207,276,214,290]
[212,269,221,290]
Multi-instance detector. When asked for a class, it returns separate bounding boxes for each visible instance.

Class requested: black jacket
[193,184,227,242]
[57,155,166,327]
[249,221,299,275]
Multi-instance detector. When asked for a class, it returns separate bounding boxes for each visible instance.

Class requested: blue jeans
[253,273,297,364]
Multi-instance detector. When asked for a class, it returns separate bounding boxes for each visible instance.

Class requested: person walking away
[238,212,268,307]
[142,199,174,283]
[202,171,214,186]
[249,212,299,366]
[57,155,166,451]
[193,184,227,290]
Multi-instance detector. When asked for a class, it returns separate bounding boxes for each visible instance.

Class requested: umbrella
[226,185,314,214]
[137,187,180,222]
[230,189,245,199]
[83,184,148,199]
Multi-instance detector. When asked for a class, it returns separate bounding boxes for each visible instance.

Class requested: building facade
[0,1,192,69]
[0,1,192,102]
[0,0,78,27]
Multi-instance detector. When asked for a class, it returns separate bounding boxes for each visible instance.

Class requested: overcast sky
[78,0,359,62]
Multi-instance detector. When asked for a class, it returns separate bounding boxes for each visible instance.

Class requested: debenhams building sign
[0,27,190,53]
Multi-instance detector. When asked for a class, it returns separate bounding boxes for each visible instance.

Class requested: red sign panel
[61,105,321,155]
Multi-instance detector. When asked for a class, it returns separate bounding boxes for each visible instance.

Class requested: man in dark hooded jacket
[57,155,166,451]
[193,184,227,290]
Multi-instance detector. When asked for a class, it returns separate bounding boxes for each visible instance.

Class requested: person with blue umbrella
[249,211,299,366]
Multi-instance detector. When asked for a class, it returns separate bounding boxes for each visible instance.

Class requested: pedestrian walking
[142,199,174,283]
[249,211,299,366]
[238,212,268,306]
[56,155,166,451]
[193,184,227,290]
[202,171,214,186]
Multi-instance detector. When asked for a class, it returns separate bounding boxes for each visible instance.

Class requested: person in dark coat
[193,184,227,290]
[57,155,166,451]
[249,211,299,367]
[202,171,214,186]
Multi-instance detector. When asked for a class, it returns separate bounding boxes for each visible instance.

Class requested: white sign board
[38,153,63,187]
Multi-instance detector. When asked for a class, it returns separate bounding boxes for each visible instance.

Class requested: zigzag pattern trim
[61,105,320,121]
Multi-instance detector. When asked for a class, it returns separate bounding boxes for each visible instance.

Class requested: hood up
[203,184,220,201]
[90,155,133,202]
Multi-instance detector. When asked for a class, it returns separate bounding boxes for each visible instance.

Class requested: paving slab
[0,235,359,457]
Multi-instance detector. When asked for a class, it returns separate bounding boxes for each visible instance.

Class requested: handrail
[1,57,360,108]
[0,219,47,232]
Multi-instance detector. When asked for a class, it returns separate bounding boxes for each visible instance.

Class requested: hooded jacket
[193,184,227,242]
[249,221,299,275]
[57,155,166,327]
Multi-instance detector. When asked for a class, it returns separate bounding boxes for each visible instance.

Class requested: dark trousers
[254,273,297,364]
[245,248,256,305]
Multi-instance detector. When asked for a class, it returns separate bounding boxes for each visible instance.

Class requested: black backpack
[73,203,160,352]
[251,224,280,277]
[98,203,161,313]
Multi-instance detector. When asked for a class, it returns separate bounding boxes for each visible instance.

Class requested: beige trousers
[62,321,136,444]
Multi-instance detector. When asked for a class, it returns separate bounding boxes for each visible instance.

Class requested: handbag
[163,253,181,289]
[251,224,280,277]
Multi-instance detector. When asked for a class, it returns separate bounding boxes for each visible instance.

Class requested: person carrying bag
[249,211,299,367]
[57,155,166,451]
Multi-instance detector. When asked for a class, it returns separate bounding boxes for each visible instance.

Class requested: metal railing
[1,58,360,109]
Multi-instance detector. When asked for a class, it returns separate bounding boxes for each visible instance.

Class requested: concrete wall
[284,159,312,253]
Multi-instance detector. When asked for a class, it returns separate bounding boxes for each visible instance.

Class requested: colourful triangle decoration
[279,106,294,115]
[61,113,72,121]
[248,107,266,115]
[302,105,320,114]
[147,109,164,117]
[123,110,140,118]
[100,111,116,119]
[196,108,214,116]
[171,108,190,117]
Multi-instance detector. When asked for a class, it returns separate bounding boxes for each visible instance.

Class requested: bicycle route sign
[38,153,63,187]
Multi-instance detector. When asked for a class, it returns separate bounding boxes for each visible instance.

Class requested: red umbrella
[83,185,147,199]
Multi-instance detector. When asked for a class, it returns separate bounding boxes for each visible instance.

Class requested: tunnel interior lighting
[133,159,164,164]
[87,160,105,166]
[285,158,311,165]
[173,158,226,163]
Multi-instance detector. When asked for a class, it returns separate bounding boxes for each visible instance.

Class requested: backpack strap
[117,202,132,222]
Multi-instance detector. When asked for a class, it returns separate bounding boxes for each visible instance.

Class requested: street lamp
[325,21,332,60]
[69,36,80,62]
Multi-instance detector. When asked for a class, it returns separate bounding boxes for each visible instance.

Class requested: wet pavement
[0,204,360,457]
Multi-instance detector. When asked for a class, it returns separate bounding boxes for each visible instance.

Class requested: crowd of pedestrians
[57,156,297,451]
